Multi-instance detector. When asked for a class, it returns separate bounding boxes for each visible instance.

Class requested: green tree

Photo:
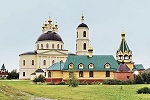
[134,75,144,84]
[67,68,79,87]
[33,74,46,83]
[7,69,19,79]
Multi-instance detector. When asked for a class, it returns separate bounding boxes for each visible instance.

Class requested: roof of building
[143,68,150,73]
[77,23,88,28]
[47,62,65,70]
[63,55,118,71]
[1,64,6,70]
[133,64,145,71]
[31,72,36,75]
[117,63,130,72]
[118,39,130,52]
[36,31,63,42]
[19,51,37,56]
[35,68,44,73]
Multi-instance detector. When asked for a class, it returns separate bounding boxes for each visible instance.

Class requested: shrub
[134,75,144,84]
[103,79,134,85]
[137,87,150,94]
[57,81,66,85]
[33,74,46,83]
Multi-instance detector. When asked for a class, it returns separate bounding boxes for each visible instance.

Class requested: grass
[0,80,150,100]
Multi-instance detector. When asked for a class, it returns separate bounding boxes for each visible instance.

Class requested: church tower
[76,15,90,55]
[116,31,134,70]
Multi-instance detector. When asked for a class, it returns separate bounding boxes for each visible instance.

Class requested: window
[105,63,110,68]
[106,71,110,77]
[52,60,55,64]
[119,55,123,60]
[61,45,63,50]
[41,44,43,49]
[89,71,93,77]
[124,55,128,60]
[69,63,74,69]
[52,44,54,49]
[23,60,25,66]
[46,43,49,49]
[77,32,78,38]
[76,44,77,51]
[79,71,83,77]
[83,31,86,37]
[48,72,51,77]
[83,43,86,50]
[129,55,132,59]
[127,76,130,79]
[32,60,34,65]
[45,72,46,76]
[57,44,59,49]
[37,44,39,49]
[43,60,46,65]
[89,63,94,69]
[23,72,25,77]
[79,63,84,69]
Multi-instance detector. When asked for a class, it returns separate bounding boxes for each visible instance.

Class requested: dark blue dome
[77,23,88,28]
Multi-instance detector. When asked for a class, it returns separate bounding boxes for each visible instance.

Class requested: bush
[137,87,150,94]
[134,75,144,84]
[57,81,66,85]
[103,79,134,85]
[33,74,46,83]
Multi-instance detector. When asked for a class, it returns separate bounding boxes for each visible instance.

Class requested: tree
[7,69,19,79]
[134,75,144,84]
[67,68,79,87]
[33,74,46,83]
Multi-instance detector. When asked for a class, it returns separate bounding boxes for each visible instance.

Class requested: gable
[38,49,68,55]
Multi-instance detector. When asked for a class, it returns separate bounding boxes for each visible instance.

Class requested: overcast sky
[0,0,150,71]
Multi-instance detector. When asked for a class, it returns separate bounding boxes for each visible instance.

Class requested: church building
[19,15,144,82]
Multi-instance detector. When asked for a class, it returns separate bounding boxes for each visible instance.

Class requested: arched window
[57,44,59,49]
[77,32,78,38]
[52,60,55,64]
[129,55,132,59]
[23,60,25,66]
[43,60,46,65]
[61,45,63,50]
[89,63,94,69]
[46,43,49,49]
[48,71,51,77]
[89,71,93,77]
[69,63,74,69]
[41,44,43,49]
[119,55,123,60]
[52,44,54,49]
[104,63,110,68]
[83,43,86,50]
[76,44,77,51]
[78,63,84,69]
[37,44,39,49]
[83,31,86,37]
[79,71,83,77]
[32,60,34,65]
[23,72,25,77]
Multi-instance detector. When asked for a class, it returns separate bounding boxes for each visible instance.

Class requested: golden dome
[48,17,52,22]
[88,45,93,51]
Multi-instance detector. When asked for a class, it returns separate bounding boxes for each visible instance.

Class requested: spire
[1,64,6,70]
[121,31,125,39]
[81,14,84,23]
[48,16,52,23]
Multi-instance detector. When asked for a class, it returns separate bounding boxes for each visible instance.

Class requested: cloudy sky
[0,0,150,71]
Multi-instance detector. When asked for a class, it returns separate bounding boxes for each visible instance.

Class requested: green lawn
[0,80,150,100]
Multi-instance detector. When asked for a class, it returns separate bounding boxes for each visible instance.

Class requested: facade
[0,64,8,79]
[19,15,145,82]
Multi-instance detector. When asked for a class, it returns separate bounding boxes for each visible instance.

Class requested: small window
[79,71,83,77]
[69,63,74,69]
[57,44,59,49]
[43,60,46,65]
[32,60,34,65]
[46,43,49,49]
[41,44,43,49]
[83,43,86,50]
[83,31,86,37]
[106,71,110,77]
[79,63,84,69]
[23,60,25,66]
[52,60,55,64]
[89,63,94,69]
[45,72,46,76]
[77,32,78,38]
[127,76,130,79]
[119,55,123,60]
[52,44,54,49]
[61,45,63,50]
[76,44,77,51]
[37,44,39,49]
[89,71,93,77]
[48,72,51,77]
[105,63,110,68]
[23,72,25,77]
[124,55,128,60]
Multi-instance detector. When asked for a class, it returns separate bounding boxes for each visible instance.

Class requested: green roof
[47,62,65,70]
[133,64,145,70]
[1,64,6,70]
[118,39,130,52]
[63,55,118,71]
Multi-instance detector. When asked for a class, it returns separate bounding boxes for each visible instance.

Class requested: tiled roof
[47,62,65,70]
[63,55,118,71]
[118,39,130,52]
[133,64,145,71]
[117,63,130,72]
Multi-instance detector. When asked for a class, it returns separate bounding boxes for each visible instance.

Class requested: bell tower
[76,15,90,55]
[116,31,134,70]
